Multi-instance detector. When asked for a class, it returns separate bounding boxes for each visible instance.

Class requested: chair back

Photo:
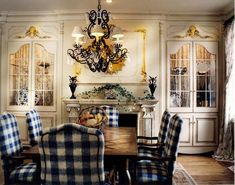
[26,109,42,146]
[0,113,22,157]
[39,123,105,185]
[100,105,119,127]
[158,110,171,143]
[163,114,183,172]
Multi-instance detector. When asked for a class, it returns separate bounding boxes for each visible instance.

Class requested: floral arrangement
[79,83,136,101]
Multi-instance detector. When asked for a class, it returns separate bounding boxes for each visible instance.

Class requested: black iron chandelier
[67,0,128,73]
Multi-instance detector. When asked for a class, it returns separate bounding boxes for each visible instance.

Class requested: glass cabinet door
[195,43,217,109]
[8,41,56,110]
[169,43,191,109]
[9,43,30,106]
[34,43,54,107]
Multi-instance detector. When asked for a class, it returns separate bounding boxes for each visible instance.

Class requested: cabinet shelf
[170,74,189,77]
[169,59,190,61]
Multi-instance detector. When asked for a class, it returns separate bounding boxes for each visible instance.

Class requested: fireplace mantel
[63,98,158,136]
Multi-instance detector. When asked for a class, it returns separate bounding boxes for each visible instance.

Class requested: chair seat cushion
[10,162,37,182]
[138,148,162,158]
[136,161,168,183]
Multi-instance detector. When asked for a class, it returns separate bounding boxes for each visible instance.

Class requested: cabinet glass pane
[181,92,190,107]
[35,91,43,106]
[170,92,181,107]
[44,91,53,106]
[181,76,190,90]
[9,44,30,106]
[170,76,180,90]
[34,43,54,107]
[169,44,191,108]
[195,44,216,108]
[196,92,216,107]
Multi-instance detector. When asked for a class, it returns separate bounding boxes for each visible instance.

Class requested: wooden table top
[22,127,137,158]
[104,127,137,157]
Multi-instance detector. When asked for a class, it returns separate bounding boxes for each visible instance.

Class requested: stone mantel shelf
[63,98,158,106]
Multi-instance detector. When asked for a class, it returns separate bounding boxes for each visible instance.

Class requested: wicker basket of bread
[77,106,108,131]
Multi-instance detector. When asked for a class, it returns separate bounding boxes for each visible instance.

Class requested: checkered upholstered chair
[136,114,183,185]
[137,110,171,158]
[26,109,43,146]
[100,105,119,127]
[0,112,38,185]
[39,123,106,185]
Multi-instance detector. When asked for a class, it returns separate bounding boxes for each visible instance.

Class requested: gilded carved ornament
[174,25,212,39]
[16,26,51,39]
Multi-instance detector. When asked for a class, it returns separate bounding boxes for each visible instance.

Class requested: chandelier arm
[67,46,94,64]
[109,48,128,64]
[87,59,98,72]
[101,61,109,72]
[87,25,96,40]
[100,10,110,39]
[88,10,97,24]
[101,10,110,24]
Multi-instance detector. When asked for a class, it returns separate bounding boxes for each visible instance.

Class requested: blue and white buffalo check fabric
[100,105,119,127]
[164,114,183,158]
[158,110,171,144]
[39,123,105,185]
[26,109,43,146]
[0,113,22,156]
[10,163,37,182]
[138,110,171,158]
[136,114,183,184]
[0,112,37,183]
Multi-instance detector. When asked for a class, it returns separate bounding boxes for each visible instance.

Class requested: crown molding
[0,10,226,23]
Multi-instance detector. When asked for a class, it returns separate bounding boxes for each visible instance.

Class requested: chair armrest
[137,136,160,147]
[137,142,164,153]
[3,154,27,160]
[137,155,176,162]
[22,145,32,150]
[137,136,159,140]
[138,144,164,151]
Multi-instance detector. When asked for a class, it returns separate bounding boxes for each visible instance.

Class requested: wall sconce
[67,0,128,73]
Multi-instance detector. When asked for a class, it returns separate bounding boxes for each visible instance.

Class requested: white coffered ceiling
[0,0,233,15]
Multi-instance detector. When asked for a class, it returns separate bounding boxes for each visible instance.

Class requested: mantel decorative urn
[148,76,157,99]
[69,76,77,99]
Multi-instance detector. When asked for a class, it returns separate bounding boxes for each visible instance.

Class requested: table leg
[117,159,132,185]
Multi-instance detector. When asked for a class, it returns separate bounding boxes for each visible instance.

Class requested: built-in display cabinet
[1,24,61,144]
[166,24,220,153]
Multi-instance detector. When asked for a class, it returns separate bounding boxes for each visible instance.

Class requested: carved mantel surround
[63,98,158,136]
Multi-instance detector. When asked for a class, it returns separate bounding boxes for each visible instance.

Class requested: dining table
[22,126,137,185]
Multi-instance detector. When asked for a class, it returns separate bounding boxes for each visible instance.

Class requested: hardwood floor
[177,154,234,185]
